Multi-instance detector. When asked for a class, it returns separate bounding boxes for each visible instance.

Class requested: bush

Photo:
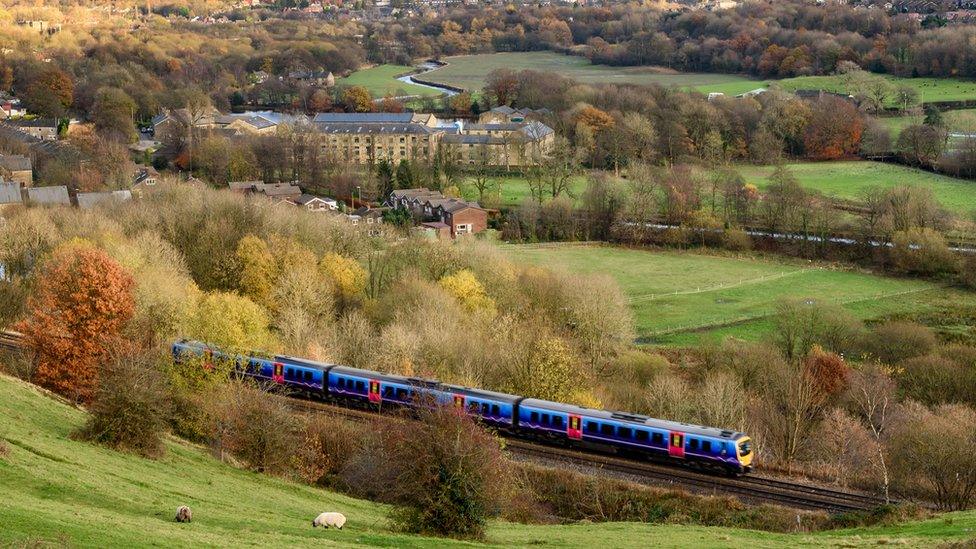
[721,228,752,251]
[889,228,957,275]
[379,405,510,539]
[889,402,976,510]
[772,299,864,362]
[75,350,171,458]
[898,354,976,406]
[208,382,299,475]
[292,413,360,486]
[867,321,936,364]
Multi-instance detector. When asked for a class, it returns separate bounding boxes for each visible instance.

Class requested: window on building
[456,224,471,235]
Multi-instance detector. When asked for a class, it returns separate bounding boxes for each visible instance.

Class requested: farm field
[336,64,441,98]
[461,174,589,207]
[878,108,976,139]
[424,52,763,95]
[774,74,976,104]
[735,161,976,216]
[502,244,967,346]
[5,374,976,547]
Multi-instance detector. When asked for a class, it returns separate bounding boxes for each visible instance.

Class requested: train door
[272,362,284,384]
[668,431,685,458]
[368,380,381,403]
[453,394,465,410]
[567,415,583,440]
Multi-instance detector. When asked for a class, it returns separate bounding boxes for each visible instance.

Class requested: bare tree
[845,363,898,502]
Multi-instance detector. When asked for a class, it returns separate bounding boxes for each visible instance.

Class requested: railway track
[282,395,889,513]
[0,330,892,513]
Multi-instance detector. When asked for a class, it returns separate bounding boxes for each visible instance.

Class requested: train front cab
[736,436,753,473]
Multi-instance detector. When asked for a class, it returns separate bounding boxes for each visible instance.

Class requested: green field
[5,373,976,547]
[425,52,763,95]
[775,74,976,104]
[502,244,969,346]
[736,161,976,216]
[337,64,442,98]
[879,108,976,139]
[461,175,589,208]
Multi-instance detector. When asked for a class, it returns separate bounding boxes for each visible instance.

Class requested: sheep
[175,505,193,523]
[311,512,346,529]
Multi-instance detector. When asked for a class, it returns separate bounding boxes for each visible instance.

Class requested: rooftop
[76,190,132,209]
[0,154,31,172]
[25,185,70,205]
[0,181,22,204]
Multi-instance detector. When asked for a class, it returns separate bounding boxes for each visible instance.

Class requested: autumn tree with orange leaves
[802,96,863,160]
[16,244,135,402]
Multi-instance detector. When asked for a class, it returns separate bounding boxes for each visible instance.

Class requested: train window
[541,414,550,425]
[636,430,649,442]
[585,422,597,434]
[689,439,699,451]
[491,405,500,416]
[481,403,490,415]
[553,416,564,429]
[337,378,346,389]
[652,432,664,446]
[396,388,408,400]
[600,424,614,436]
[285,368,293,378]
[618,427,632,439]
[383,386,394,398]
[304,371,312,382]
[355,380,365,392]
[530,412,539,423]
[702,440,712,453]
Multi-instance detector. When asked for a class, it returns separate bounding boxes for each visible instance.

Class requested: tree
[190,292,275,351]
[923,104,945,128]
[895,85,920,112]
[449,91,473,115]
[484,68,519,107]
[320,253,366,313]
[235,235,278,311]
[859,117,892,158]
[845,363,898,502]
[574,105,615,135]
[21,66,74,118]
[896,124,946,166]
[438,269,496,316]
[890,227,957,275]
[306,88,332,113]
[91,87,137,143]
[501,333,584,403]
[802,97,862,159]
[16,243,135,402]
[342,86,373,112]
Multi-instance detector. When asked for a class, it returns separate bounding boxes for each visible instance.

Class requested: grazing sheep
[175,505,193,523]
[312,512,346,529]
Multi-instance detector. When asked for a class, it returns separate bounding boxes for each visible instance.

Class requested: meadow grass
[460,175,589,207]
[423,52,762,95]
[4,372,976,546]
[337,64,441,98]
[501,244,964,346]
[774,74,976,104]
[734,160,976,217]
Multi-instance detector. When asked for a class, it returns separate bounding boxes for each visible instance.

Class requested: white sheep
[175,505,193,523]
[312,512,346,529]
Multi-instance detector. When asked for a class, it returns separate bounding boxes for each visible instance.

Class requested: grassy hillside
[3,374,976,546]
[735,161,976,216]
[501,244,975,346]
[775,75,976,104]
[337,64,441,98]
[424,52,762,95]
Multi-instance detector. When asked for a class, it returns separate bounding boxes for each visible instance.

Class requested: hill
[2,373,976,547]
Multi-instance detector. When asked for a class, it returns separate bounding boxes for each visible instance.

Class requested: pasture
[424,52,763,95]
[3,373,976,547]
[775,75,976,104]
[879,108,976,139]
[502,244,957,346]
[735,161,976,216]
[460,174,589,208]
[336,64,442,98]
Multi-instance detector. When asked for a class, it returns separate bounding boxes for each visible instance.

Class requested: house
[0,96,26,119]
[23,185,70,206]
[287,69,336,87]
[229,181,303,202]
[293,194,338,212]
[385,188,487,238]
[0,155,32,187]
[477,106,551,124]
[4,118,58,141]
[77,190,133,209]
[132,166,159,189]
[418,221,451,239]
[351,205,385,224]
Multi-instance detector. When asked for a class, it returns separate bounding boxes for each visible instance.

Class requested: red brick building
[387,188,488,238]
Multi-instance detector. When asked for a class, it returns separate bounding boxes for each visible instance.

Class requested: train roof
[520,398,747,440]
[442,384,523,404]
[275,355,336,371]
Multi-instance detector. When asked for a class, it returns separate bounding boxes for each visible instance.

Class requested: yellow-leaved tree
[438,269,496,316]
[235,235,277,311]
[320,252,366,313]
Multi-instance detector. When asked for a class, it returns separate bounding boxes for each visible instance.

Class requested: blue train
[172,339,754,475]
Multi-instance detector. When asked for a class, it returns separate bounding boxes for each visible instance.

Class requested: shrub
[772,299,864,362]
[292,413,360,486]
[75,350,171,458]
[803,346,850,401]
[208,382,299,474]
[889,402,976,510]
[889,228,957,275]
[867,321,936,364]
[380,405,510,540]
[898,354,976,406]
[721,228,752,251]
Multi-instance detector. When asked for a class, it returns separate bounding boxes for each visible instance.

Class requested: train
[171,339,754,475]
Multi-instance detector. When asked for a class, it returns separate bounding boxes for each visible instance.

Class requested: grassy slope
[424,52,761,95]
[3,375,976,547]
[735,161,976,216]
[460,175,589,208]
[501,244,974,345]
[337,64,441,98]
